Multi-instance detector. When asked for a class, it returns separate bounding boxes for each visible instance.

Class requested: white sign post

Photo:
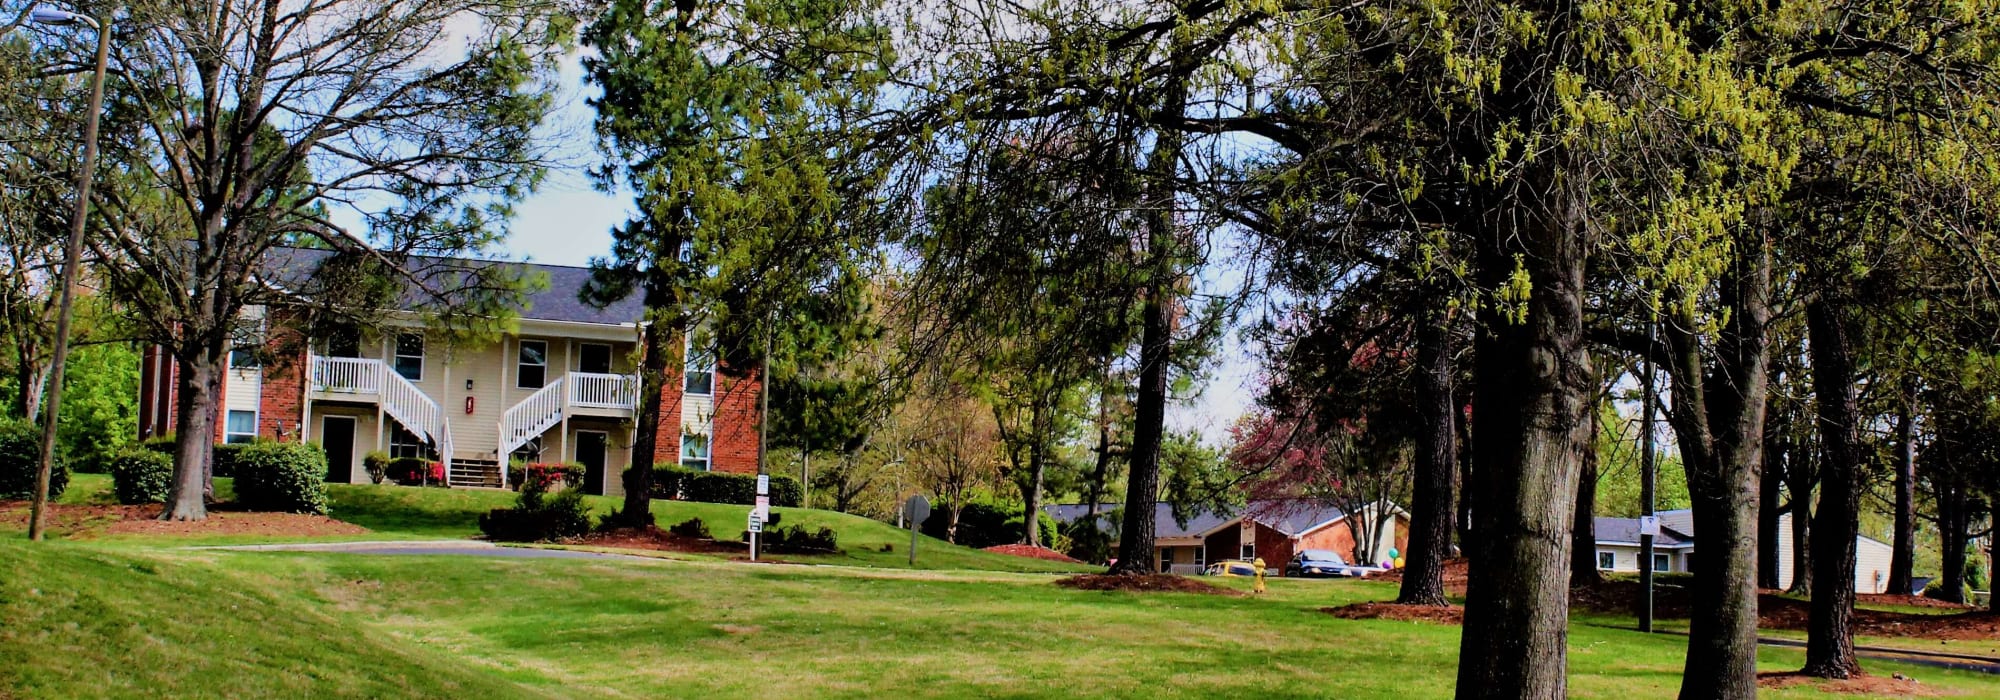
[1638,515,1661,537]
[748,511,763,561]
[750,474,772,561]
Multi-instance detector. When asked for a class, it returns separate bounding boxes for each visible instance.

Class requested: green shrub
[0,420,66,501]
[232,442,329,514]
[363,451,390,484]
[746,524,838,554]
[110,449,175,504]
[921,501,1019,548]
[480,476,593,542]
[668,517,711,539]
[211,442,256,479]
[142,434,176,454]
[648,464,801,506]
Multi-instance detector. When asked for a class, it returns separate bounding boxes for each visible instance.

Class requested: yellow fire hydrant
[1252,557,1267,594]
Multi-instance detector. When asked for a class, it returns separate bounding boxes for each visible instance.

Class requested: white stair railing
[376,365,453,485]
[568,372,639,409]
[499,376,566,458]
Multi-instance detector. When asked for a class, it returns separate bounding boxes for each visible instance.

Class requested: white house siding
[1594,544,1694,574]
[1772,513,1896,594]
[223,306,266,421]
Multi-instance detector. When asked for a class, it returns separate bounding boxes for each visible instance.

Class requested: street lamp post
[28,7,111,542]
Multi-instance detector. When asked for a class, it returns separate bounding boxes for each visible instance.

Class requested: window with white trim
[578,343,613,374]
[393,333,424,381]
[1654,553,1671,573]
[1194,547,1206,569]
[1598,551,1615,570]
[684,339,713,395]
[517,340,548,389]
[1158,547,1173,572]
[1241,543,1255,560]
[229,346,261,370]
[390,424,431,460]
[680,433,711,471]
[224,410,257,444]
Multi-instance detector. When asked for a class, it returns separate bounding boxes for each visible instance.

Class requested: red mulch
[1323,602,1464,625]
[1757,671,1947,697]
[1861,593,1975,610]
[0,501,368,538]
[571,526,743,554]
[1055,573,1242,596]
[1367,558,1470,592]
[983,544,1083,563]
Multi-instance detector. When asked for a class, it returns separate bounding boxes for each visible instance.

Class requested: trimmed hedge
[0,420,66,500]
[387,457,443,486]
[139,434,251,478]
[232,442,329,514]
[745,524,838,554]
[110,449,175,504]
[508,462,584,491]
[363,451,390,484]
[647,465,801,507]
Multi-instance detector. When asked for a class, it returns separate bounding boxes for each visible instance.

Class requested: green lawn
[7,540,1999,699]
[9,479,2000,698]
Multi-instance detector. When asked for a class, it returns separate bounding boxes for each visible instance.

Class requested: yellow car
[1204,560,1261,577]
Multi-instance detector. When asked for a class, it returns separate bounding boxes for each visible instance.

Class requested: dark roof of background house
[1593,517,1696,547]
[263,247,643,326]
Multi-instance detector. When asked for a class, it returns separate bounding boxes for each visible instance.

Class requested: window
[1159,547,1173,572]
[1598,551,1615,570]
[578,343,613,374]
[1194,547,1206,569]
[392,333,424,381]
[1241,544,1255,561]
[1653,553,1671,573]
[325,327,361,358]
[517,340,548,389]
[229,346,261,370]
[390,424,431,460]
[679,433,711,471]
[684,340,713,395]
[224,410,257,444]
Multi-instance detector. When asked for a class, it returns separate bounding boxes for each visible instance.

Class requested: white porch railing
[309,355,455,486]
[1169,564,1206,576]
[568,372,639,409]
[500,375,567,459]
[310,357,381,394]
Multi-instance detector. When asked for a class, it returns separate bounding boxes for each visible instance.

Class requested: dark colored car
[1284,549,1382,578]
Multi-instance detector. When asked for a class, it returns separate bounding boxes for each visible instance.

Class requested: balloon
[1394,557,1406,568]
[1381,560,1392,569]
[1388,548,1400,559]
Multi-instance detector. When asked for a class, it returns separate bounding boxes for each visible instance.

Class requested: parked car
[1205,560,1261,577]
[1285,549,1383,578]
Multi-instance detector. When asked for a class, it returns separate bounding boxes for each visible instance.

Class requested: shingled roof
[1593,516,1696,549]
[1045,499,1359,539]
[262,247,644,326]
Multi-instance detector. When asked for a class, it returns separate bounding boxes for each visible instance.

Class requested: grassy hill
[0,541,533,699]
[31,475,1091,573]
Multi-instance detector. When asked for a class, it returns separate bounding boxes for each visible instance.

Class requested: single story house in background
[1597,509,1897,593]
[1592,517,1696,574]
[1047,500,1409,576]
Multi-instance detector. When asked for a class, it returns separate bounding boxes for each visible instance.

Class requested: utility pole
[1639,319,1658,633]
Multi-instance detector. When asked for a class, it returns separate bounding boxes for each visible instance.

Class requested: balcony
[310,356,384,398]
[566,371,640,414]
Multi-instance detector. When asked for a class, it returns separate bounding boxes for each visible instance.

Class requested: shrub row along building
[137,248,762,493]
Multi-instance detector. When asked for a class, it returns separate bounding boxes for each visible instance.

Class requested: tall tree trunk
[14,358,46,423]
[1758,425,1785,589]
[1023,404,1047,548]
[1399,306,1458,606]
[1803,297,1863,679]
[1887,390,1917,597]
[1787,450,1815,594]
[1457,411,1475,552]
[1108,70,1184,577]
[1570,403,1600,590]
[163,350,222,521]
[1454,163,1593,700]
[616,319,671,525]
[1677,232,1770,700]
[1932,459,1968,604]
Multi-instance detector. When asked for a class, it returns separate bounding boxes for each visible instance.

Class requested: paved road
[198,541,653,561]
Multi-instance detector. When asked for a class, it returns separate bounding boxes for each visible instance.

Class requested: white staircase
[311,356,456,486]
[500,375,567,469]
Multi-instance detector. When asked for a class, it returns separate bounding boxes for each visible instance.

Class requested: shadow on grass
[327,485,506,539]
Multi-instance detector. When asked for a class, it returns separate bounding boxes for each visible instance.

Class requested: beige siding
[1772,513,1894,593]
[309,405,380,483]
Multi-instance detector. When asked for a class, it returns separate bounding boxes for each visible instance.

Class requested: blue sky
[490,56,1259,445]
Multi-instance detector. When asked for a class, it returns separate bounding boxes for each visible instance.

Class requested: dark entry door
[577,431,609,495]
[321,416,356,483]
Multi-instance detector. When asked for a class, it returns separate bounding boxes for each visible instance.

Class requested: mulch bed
[1323,602,1464,625]
[1860,593,1976,610]
[983,544,1083,563]
[571,526,744,554]
[1055,573,1242,596]
[1573,579,2000,640]
[1757,671,1948,697]
[0,501,369,538]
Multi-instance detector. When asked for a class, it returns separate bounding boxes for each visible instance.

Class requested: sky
[489,55,1261,445]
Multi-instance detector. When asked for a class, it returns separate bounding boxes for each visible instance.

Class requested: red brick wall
[1297,520,1361,562]
[1204,527,1242,563]
[648,367,686,467]
[709,368,762,474]
[1254,523,1295,569]
[257,324,307,441]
